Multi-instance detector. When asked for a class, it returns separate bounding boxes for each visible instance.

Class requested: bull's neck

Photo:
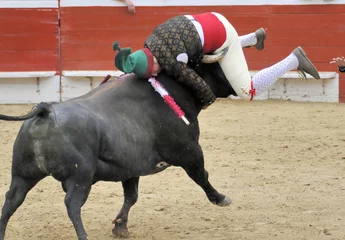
[155,76,202,122]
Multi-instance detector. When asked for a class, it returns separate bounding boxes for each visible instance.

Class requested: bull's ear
[201,47,229,64]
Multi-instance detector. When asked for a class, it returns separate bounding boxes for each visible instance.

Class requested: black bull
[0,62,236,240]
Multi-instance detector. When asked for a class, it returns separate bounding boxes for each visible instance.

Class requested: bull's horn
[201,47,229,63]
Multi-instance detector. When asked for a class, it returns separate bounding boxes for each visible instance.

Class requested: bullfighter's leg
[250,47,320,94]
[112,177,139,238]
[63,176,92,240]
[212,12,320,100]
[0,176,41,239]
[240,28,266,50]
[179,144,232,206]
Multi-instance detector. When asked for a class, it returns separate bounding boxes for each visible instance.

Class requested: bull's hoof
[216,196,232,207]
[112,225,130,239]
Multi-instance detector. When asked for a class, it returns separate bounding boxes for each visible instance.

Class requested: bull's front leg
[112,177,139,238]
[179,144,232,206]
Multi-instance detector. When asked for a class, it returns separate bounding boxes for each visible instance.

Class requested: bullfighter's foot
[243,28,266,51]
[254,28,266,51]
[292,46,320,79]
[112,219,130,238]
[216,196,232,207]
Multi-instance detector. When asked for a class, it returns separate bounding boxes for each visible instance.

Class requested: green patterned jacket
[145,15,216,106]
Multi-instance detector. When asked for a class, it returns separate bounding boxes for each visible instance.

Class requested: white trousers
[211,12,253,99]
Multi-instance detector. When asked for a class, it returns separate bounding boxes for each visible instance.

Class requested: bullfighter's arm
[169,60,216,107]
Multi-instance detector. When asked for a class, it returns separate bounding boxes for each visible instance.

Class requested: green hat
[113,41,153,78]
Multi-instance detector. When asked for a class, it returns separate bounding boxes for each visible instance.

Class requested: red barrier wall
[0,8,59,72]
[60,5,345,72]
[1,4,344,101]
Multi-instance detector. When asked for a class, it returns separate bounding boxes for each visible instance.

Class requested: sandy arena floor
[0,99,344,240]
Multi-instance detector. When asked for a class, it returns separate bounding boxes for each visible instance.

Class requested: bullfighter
[113,12,320,108]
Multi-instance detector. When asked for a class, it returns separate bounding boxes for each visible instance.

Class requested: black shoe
[243,28,266,50]
[254,28,266,50]
[292,46,320,79]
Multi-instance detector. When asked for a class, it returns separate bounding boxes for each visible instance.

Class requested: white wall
[0,0,58,8]
[60,0,345,7]
[232,71,339,102]
[0,71,339,103]
[0,76,60,104]
[61,77,106,101]
[60,70,124,101]
[268,78,339,102]
[60,71,340,103]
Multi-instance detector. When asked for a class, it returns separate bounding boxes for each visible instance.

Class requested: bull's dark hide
[0,62,234,240]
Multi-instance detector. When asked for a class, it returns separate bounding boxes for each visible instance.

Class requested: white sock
[252,53,299,94]
[239,32,257,48]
